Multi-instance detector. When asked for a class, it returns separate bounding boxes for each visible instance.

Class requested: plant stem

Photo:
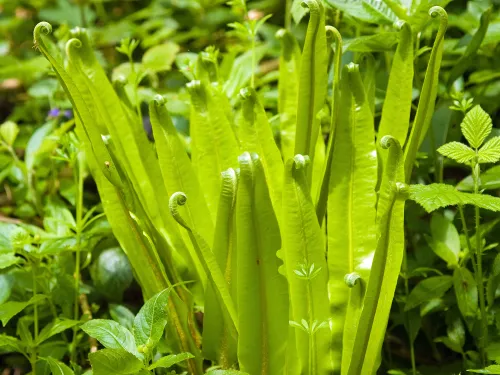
[285,0,292,30]
[71,155,84,364]
[31,263,38,375]
[472,159,487,366]
[458,205,478,276]
[251,34,256,88]
[403,253,417,375]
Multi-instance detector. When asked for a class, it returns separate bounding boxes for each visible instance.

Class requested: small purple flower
[48,108,60,118]
[64,110,73,119]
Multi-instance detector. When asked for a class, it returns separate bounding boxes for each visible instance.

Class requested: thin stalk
[71,155,84,363]
[473,158,487,366]
[403,253,416,375]
[285,0,292,30]
[31,263,38,375]
[307,278,316,374]
[251,34,256,88]
[79,4,87,28]
[129,58,142,122]
[458,205,478,276]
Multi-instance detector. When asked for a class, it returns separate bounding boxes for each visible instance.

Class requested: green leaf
[82,319,138,356]
[343,32,399,52]
[325,0,399,24]
[283,155,333,374]
[109,304,135,331]
[0,253,22,270]
[0,334,26,354]
[202,170,238,365]
[142,42,180,73]
[327,63,377,373]
[187,80,239,219]
[148,352,195,370]
[89,348,144,375]
[461,105,492,149]
[453,267,478,318]
[487,253,500,306]
[468,365,500,374]
[0,121,19,146]
[347,136,406,374]
[478,137,500,163]
[294,0,327,175]
[236,153,289,375]
[41,357,75,375]
[409,183,500,212]
[378,22,413,157]
[0,294,47,326]
[427,213,460,266]
[205,371,250,375]
[437,142,476,164]
[276,29,301,163]
[238,87,283,214]
[133,288,171,348]
[37,319,80,345]
[404,7,447,181]
[405,276,453,311]
[447,8,491,86]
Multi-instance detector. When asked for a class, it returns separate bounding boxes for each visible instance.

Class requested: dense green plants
[4,0,500,374]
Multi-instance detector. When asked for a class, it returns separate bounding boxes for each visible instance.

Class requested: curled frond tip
[380,135,400,150]
[34,22,52,41]
[153,94,166,106]
[344,272,361,288]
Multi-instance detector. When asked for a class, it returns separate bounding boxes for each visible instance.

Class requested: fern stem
[285,0,292,30]
[403,252,417,375]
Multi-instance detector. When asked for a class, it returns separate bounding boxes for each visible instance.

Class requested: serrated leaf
[453,267,478,318]
[89,348,144,375]
[133,288,170,348]
[405,276,453,311]
[437,142,476,163]
[461,105,492,149]
[409,183,500,212]
[478,136,500,163]
[148,352,195,370]
[81,319,138,356]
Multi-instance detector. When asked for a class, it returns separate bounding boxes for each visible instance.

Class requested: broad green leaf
[236,153,288,375]
[377,22,413,158]
[404,7,447,181]
[487,253,500,306]
[142,42,180,73]
[203,169,238,366]
[453,267,478,318]
[276,29,301,163]
[405,276,453,311]
[148,353,195,370]
[447,9,491,86]
[347,136,406,375]
[133,288,171,348]
[325,0,400,24]
[82,319,138,356]
[0,121,19,146]
[41,357,75,375]
[37,319,80,345]
[238,87,283,214]
[294,0,327,177]
[0,253,21,269]
[109,304,135,331]
[343,32,399,52]
[445,310,465,352]
[478,137,500,163]
[468,365,500,374]
[461,105,492,149]
[0,334,25,354]
[409,183,500,212]
[169,192,238,330]
[0,294,47,326]
[283,155,332,374]
[89,349,144,375]
[427,213,460,266]
[328,63,377,373]
[187,80,239,219]
[438,142,476,164]
[149,95,213,245]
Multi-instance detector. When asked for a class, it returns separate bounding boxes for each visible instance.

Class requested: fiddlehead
[169,192,190,231]
[344,272,361,288]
